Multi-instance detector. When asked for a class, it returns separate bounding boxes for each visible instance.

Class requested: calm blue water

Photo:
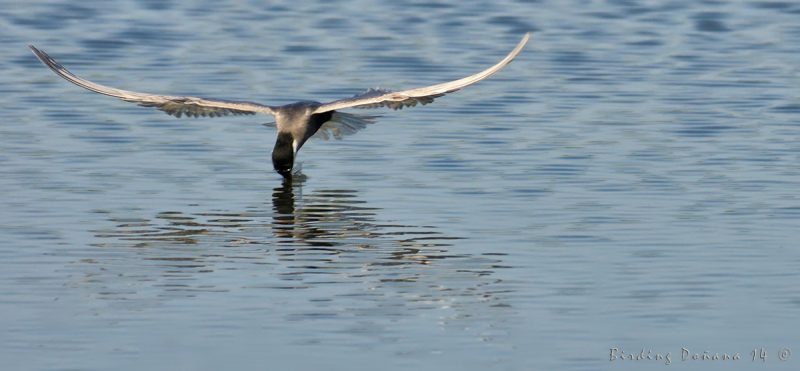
[2,1,799,370]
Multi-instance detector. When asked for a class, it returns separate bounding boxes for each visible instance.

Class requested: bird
[29,33,529,178]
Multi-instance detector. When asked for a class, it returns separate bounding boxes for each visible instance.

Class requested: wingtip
[509,32,531,55]
[27,44,51,68]
[28,44,46,59]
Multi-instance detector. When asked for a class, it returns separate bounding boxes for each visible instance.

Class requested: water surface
[2,1,800,370]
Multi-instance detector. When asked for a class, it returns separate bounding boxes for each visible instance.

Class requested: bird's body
[271,102,331,176]
[29,33,529,178]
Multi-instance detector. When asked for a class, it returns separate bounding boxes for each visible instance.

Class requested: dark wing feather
[334,88,440,110]
[314,112,378,140]
[29,45,275,118]
[312,33,529,114]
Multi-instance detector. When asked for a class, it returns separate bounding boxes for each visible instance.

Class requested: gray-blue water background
[2,1,799,370]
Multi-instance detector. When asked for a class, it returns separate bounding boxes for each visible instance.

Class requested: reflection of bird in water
[94,179,463,264]
[269,177,443,254]
[87,183,510,312]
[29,33,530,178]
[272,178,297,221]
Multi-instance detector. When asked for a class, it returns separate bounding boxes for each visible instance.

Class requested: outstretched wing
[312,33,529,114]
[29,45,276,118]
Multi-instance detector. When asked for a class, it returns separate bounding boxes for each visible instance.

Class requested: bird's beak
[277,168,292,179]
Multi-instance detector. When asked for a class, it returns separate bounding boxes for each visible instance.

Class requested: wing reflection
[86,179,511,315]
[95,178,466,261]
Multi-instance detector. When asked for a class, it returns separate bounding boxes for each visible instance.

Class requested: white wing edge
[312,32,530,113]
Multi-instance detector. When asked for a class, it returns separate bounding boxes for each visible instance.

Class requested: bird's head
[272,132,295,178]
